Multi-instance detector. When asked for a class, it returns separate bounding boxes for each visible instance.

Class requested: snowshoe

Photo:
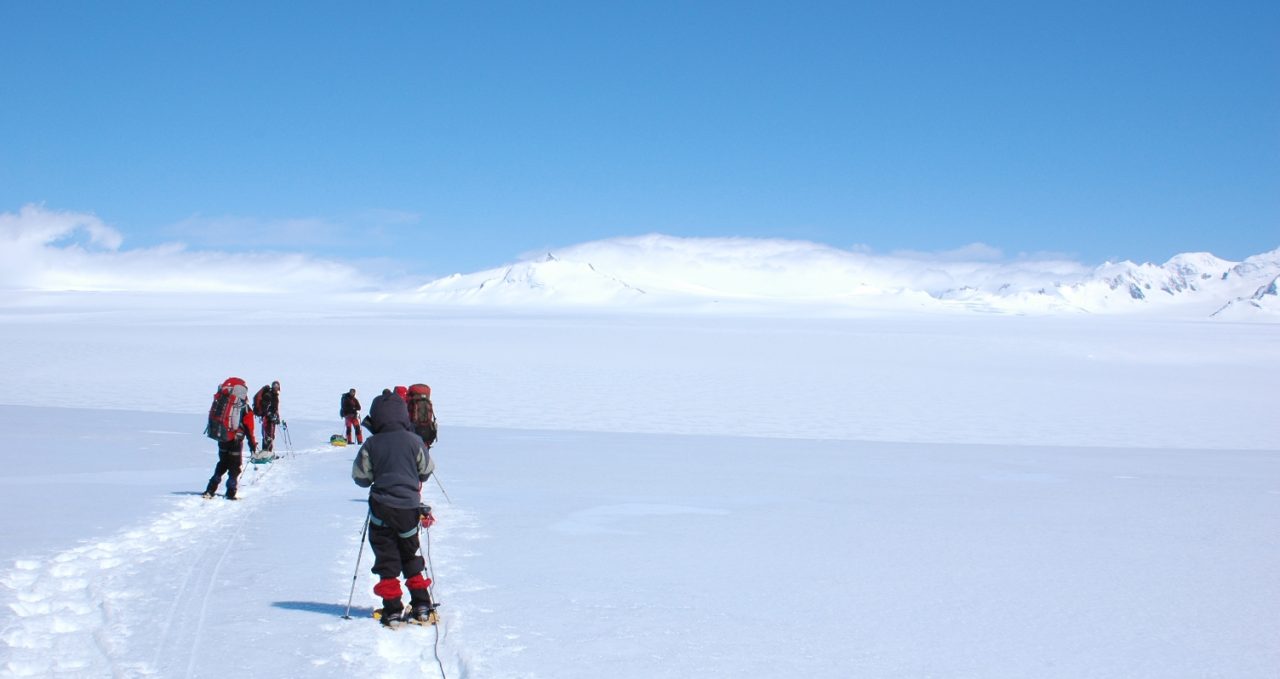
[225,492,238,501]
[373,607,404,629]
[405,603,439,626]
[201,491,215,500]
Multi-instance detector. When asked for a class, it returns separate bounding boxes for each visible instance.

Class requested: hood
[368,393,412,434]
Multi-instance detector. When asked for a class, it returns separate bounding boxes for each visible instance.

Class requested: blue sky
[1,1,1277,278]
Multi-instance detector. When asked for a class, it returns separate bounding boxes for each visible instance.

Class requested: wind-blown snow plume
[0,204,373,293]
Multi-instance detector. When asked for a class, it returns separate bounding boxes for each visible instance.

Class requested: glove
[270,414,280,424]
[249,442,258,455]
[419,505,435,529]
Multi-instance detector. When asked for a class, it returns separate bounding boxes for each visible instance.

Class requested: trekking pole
[432,472,452,505]
[342,510,372,620]
[282,422,294,458]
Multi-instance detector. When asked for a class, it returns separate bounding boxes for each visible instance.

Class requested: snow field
[1,308,1276,451]
[1,443,294,677]
[2,412,1279,677]
[0,302,1278,677]
[0,429,473,678]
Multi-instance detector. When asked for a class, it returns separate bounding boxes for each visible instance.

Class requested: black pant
[205,450,242,496]
[368,499,426,585]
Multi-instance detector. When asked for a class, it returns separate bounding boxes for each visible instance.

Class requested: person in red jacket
[341,388,363,445]
[203,402,257,500]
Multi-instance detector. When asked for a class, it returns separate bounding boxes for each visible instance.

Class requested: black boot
[406,586,438,626]
[405,602,438,626]
[375,599,404,628]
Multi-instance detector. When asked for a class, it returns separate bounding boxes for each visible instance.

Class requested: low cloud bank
[415,234,1280,318]
[547,235,1091,298]
[0,205,373,293]
[5,205,1276,318]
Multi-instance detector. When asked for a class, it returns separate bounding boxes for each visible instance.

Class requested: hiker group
[202,378,284,500]
[202,377,442,626]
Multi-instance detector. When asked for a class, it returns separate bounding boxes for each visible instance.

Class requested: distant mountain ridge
[410,235,1280,319]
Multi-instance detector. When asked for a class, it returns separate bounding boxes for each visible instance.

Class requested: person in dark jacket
[255,381,282,454]
[340,388,363,445]
[352,392,436,626]
[204,400,257,500]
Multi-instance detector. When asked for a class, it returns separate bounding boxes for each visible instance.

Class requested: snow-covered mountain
[409,235,1280,319]
[1211,271,1280,319]
[414,253,647,305]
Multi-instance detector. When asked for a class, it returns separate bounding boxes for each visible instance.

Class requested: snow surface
[1,292,1278,678]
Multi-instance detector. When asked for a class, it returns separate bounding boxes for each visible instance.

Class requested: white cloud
[163,214,352,250]
[0,204,375,293]
[164,209,423,252]
[356,208,422,226]
[547,234,1090,298]
[888,242,1005,262]
[0,204,123,251]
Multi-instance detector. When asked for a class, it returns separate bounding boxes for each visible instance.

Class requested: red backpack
[206,377,249,442]
[253,385,269,414]
[405,383,438,447]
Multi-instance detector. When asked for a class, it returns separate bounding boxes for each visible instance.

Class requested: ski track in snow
[0,447,484,678]
[1,458,292,677]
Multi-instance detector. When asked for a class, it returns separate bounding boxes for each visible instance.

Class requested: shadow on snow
[272,600,374,618]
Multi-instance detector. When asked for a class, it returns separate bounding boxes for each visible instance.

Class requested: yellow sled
[330,435,348,447]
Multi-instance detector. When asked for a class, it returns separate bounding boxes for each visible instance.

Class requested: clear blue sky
[2,1,1277,276]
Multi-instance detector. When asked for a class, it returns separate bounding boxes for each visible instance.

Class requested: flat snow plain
[0,295,1277,678]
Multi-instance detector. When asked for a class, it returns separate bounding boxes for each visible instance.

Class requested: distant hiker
[352,392,437,626]
[341,388,363,445]
[203,377,258,500]
[404,383,438,448]
[254,381,282,454]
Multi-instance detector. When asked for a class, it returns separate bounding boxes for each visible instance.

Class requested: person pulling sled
[253,380,283,459]
[340,388,363,445]
[352,391,438,627]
